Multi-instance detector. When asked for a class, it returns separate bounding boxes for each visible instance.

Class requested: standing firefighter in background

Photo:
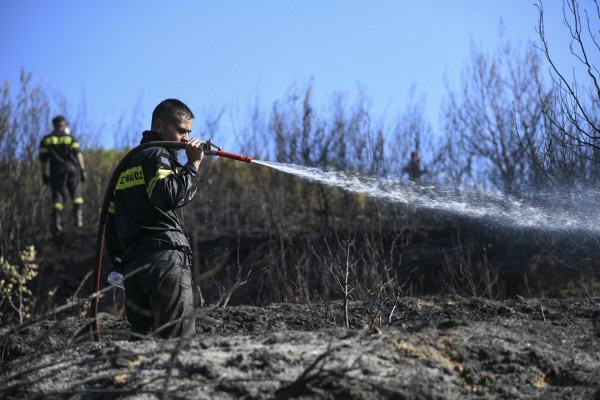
[105,99,205,339]
[403,150,425,183]
[39,115,87,239]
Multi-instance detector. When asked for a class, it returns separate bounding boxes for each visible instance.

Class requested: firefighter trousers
[123,248,196,339]
[50,165,83,234]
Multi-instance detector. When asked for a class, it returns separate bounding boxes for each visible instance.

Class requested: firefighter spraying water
[93,138,252,340]
[91,98,252,342]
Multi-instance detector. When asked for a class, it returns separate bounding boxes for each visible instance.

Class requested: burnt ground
[1,297,599,399]
[1,227,600,399]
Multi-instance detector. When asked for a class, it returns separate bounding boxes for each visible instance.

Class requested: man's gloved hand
[81,169,87,183]
[42,174,50,185]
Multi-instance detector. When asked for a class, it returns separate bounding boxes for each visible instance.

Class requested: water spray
[91,140,252,341]
[250,160,600,234]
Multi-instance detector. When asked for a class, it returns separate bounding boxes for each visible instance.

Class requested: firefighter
[39,115,87,238]
[403,150,425,182]
[105,99,205,339]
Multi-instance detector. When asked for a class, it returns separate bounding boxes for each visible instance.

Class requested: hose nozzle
[203,139,252,163]
[203,139,222,155]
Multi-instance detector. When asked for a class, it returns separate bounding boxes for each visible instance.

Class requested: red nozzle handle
[215,150,252,163]
[181,140,251,163]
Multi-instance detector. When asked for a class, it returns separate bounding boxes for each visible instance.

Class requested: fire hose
[90,139,251,341]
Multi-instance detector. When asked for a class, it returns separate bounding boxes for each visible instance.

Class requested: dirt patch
[1,296,599,399]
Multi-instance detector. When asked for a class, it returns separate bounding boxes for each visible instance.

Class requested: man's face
[155,116,193,143]
[56,121,68,132]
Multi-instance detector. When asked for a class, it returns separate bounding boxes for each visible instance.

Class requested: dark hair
[52,115,67,128]
[151,99,194,129]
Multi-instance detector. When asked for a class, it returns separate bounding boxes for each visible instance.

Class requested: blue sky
[1,1,595,151]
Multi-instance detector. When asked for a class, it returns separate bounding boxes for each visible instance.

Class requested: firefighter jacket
[39,129,81,174]
[105,131,201,271]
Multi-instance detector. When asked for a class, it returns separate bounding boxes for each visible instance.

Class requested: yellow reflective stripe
[108,201,115,214]
[70,142,80,150]
[53,203,64,210]
[43,136,73,146]
[147,169,174,198]
[74,197,84,204]
[115,166,145,192]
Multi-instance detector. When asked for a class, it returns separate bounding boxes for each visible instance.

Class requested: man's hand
[42,174,50,185]
[80,169,87,183]
[184,139,205,170]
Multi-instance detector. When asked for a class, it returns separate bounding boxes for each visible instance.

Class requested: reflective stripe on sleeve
[147,169,174,198]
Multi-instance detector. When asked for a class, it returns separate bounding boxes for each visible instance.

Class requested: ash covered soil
[1,296,599,399]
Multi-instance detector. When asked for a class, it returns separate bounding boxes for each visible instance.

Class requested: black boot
[51,208,64,247]
[74,204,83,228]
[51,208,63,236]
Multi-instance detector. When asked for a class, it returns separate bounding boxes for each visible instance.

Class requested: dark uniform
[403,151,425,182]
[39,127,84,235]
[106,130,200,339]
